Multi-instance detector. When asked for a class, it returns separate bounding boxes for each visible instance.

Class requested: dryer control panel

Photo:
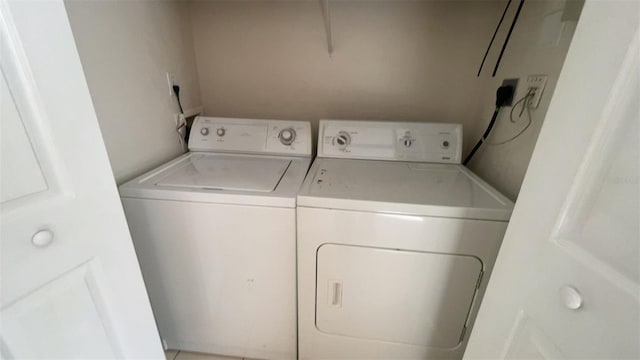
[189,116,312,156]
[318,120,462,163]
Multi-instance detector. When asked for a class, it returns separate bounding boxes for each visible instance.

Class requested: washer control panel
[189,116,311,156]
[319,120,462,163]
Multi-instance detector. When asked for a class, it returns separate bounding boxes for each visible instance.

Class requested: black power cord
[463,85,514,165]
[172,84,191,144]
[172,84,184,114]
[492,0,525,77]
[477,0,512,77]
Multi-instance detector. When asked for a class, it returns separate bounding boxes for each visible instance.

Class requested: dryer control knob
[333,131,351,151]
[200,127,210,136]
[278,128,296,145]
[216,127,226,137]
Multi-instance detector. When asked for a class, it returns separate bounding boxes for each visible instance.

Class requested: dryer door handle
[329,280,343,307]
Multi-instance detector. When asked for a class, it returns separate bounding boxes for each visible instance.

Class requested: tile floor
[165,350,246,360]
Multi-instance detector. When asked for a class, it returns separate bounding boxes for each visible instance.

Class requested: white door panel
[0,71,47,203]
[555,61,639,287]
[1,263,116,359]
[0,1,163,358]
[501,312,564,360]
[465,1,640,358]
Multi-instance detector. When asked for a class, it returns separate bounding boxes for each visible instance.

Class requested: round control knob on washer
[200,127,210,136]
[216,127,226,137]
[403,138,413,148]
[278,128,296,145]
[333,131,351,151]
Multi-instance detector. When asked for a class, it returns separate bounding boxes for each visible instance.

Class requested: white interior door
[0,1,163,358]
[465,1,639,358]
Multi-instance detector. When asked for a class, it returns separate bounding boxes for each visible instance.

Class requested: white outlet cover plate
[525,74,548,108]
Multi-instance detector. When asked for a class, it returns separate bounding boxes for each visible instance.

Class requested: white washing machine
[297,120,514,359]
[120,117,311,360]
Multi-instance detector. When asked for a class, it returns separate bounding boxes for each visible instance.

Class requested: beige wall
[468,0,579,200]
[65,0,578,199]
[190,0,578,200]
[190,0,502,155]
[65,0,201,184]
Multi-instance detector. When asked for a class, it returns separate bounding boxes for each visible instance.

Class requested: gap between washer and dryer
[165,350,253,360]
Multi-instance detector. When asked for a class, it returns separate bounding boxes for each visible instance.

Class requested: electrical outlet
[525,74,548,108]
[501,78,519,106]
[166,72,176,96]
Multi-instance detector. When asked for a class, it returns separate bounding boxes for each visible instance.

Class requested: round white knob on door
[560,285,583,310]
[32,229,54,247]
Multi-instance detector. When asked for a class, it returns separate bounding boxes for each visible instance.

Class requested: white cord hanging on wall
[487,89,535,146]
[176,113,187,151]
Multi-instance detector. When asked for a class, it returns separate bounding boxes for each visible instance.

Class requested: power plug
[500,78,519,106]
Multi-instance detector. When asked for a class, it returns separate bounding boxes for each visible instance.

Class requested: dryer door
[316,244,482,349]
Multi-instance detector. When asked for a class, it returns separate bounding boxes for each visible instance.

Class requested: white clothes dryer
[120,117,311,360]
[297,120,514,359]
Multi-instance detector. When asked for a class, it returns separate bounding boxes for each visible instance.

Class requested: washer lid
[297,158,514,221]
[155,153,290,192]
[119,152,311,208]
